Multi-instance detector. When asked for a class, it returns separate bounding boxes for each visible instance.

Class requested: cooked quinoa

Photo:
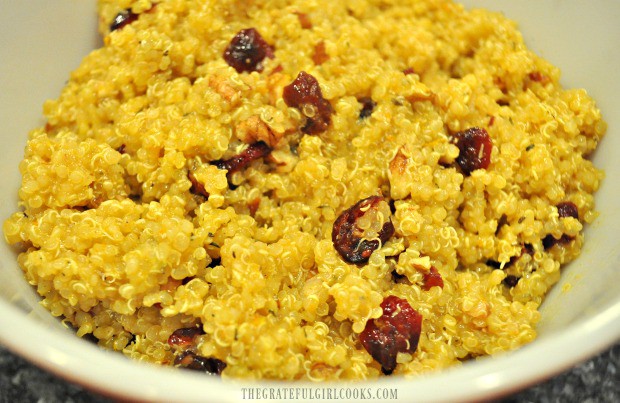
[3,0,606,380]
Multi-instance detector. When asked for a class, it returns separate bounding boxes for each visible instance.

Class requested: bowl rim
[1,1,620,402]
[1,295,619,403]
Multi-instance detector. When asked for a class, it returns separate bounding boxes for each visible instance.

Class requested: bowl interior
[0,1,618,402]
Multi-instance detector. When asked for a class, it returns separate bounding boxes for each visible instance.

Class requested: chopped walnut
[235,115,282,147]
[388,147,410,200]
[267,71,293,105]
[208,74,240,105]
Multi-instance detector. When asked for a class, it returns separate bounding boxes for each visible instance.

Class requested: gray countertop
[0,343,618,403]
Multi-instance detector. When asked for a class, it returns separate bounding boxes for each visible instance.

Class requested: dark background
[0,343,618,403]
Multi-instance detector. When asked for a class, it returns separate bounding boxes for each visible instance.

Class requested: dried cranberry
[391,270,406,282]
[453,127,492,175]
[543,233,574,249]
[510,243,535,264]
[487,243,535,269]
[168,326,205,347]
[403,67,415,75]
[528,72,545,82]
[503,275,520,288]
[211,141,272,175]
[359,296,423,373]
[174,351,227,375]
[270,64,284,74]
[422,267,443,290]
[312,41,329,65]
[223,28,274,73]
[110,8,138,31]
[208,257,222,268]
[557,201,579,219]
[528,71,550,85]
[543,202,580,249]
[248,197,260,216]
[283,71,333,134]
[358,97,376,119]
[295,12,313,29]
[486,259,502,269]
[542,234,556,249]
[332,196,395,264]
[188,171,209,198]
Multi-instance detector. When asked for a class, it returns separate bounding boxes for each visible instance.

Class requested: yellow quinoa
[3,0,606,380]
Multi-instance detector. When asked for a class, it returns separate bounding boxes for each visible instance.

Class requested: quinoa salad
[3,0,605,380]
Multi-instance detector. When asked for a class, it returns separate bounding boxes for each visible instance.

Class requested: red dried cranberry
[174,351,227,375]
[557,201,579,219]
[211,141,272,176]
[487,243,535,269]
[248,197,260,216]
[295,12,313,29]
[528,72,545,82]
[486,260,502,269]
[110,8,138,31]
[503,275,520,288]
[528,71,550,85]
[543,234,572,249]
[422,267,443,290]
[168,326,205,347]
[542,234,556,249]
[312,41,329,65]
[543,202,580,249]
[188,171,209,198]
[332,196,395,264]
[270,64,284,74]
[208,258,222,269]
[391,270,406,282]
[509,243,535,264]
[223,28,274,73]
[358,97,376,119]
[453,127,492,175]
[359,296,423,373]
[283,71,333,134]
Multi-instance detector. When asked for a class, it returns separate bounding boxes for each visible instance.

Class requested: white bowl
[1,1,618,402]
